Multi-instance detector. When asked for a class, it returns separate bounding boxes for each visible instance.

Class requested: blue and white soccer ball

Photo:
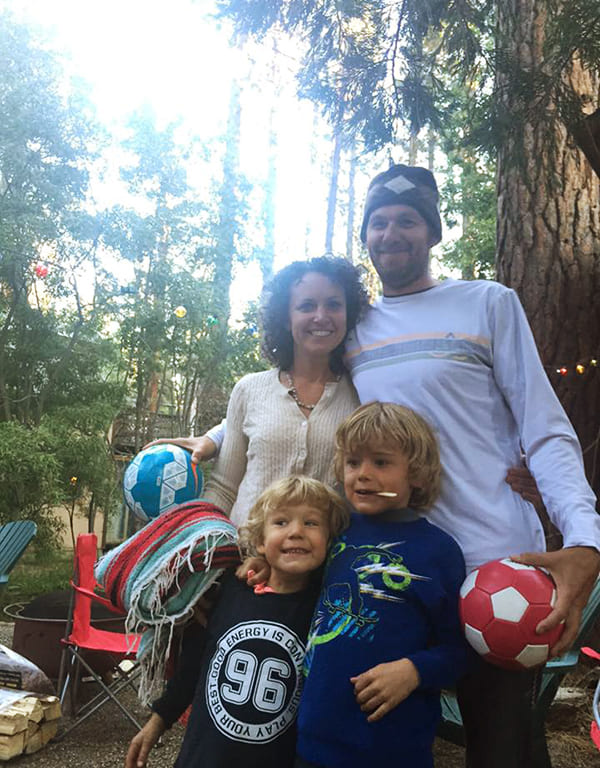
[123,444,203,524]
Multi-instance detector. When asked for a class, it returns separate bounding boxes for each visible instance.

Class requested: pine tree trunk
[190,81,242,424]
[261,102,277,284]
[496,0,600,492]
[325,131,342,253]
[346,142,357,263]
[213,81,242,331]
[408,131,418,165]
[427,129,435,172]
[304,109,320,258]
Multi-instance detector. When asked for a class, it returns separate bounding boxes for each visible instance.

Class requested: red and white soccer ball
[459,558,564,671]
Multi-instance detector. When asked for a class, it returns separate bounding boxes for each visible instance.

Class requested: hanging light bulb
[576,364,585,375]
[174,305,187,318]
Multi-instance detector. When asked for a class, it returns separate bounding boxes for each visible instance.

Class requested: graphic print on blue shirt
[304,535,430,673]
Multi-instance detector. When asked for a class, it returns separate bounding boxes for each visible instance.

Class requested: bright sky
[3,0,453,316]
[17,1,262,128]
[4,0,365,316]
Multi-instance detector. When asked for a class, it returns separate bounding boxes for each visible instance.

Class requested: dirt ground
[16,678,600,768]
[2,623,599,767]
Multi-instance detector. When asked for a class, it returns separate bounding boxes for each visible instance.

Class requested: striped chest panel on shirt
[345,331,492,378]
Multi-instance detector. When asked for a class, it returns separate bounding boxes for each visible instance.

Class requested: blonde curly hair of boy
[237,476,349,557]
[333,402,442,510]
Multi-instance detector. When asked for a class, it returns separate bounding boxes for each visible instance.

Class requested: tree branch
[571,107,600,179]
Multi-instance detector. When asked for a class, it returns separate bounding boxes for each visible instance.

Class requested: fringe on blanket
[94,502,241,705]
[127,533,231,704]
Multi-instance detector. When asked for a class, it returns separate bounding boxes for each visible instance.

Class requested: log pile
[0,693,61,760]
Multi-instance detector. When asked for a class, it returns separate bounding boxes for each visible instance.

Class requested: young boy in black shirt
[125,476,348,768]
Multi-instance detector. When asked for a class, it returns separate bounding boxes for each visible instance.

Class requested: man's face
[366,204,435,295]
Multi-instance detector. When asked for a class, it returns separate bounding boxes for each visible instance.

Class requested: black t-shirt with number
[152,570,320,768]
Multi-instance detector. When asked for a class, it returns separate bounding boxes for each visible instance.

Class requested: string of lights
[545,358,598,377]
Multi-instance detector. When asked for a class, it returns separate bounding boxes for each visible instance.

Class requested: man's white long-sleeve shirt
[344,279,599,572]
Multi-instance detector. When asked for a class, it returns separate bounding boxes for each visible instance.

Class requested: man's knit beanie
[360,164,442,245]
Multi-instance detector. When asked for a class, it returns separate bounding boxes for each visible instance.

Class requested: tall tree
[325,131,343,252]
[212,82,243,334]
[102,91,261,449]
[0,12,125,541]
[494,0,600,485]
[0,12,98,423]
[260,51,279,284]
[345,141,358,263]
[439,91,497,281]
[190,79,259,432]
[261,101,277,284]
[101,111,210,449]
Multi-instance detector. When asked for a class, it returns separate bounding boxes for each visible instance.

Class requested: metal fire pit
[5,589,126,681]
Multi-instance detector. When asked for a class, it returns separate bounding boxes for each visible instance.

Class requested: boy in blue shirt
[295,402,468,768]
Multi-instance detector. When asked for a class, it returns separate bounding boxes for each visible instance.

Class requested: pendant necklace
[283,371,340,411]
[284,372,318,411]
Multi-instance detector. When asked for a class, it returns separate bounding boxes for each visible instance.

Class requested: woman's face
[287,272,347,362]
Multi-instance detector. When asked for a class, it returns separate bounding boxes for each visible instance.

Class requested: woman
[147,256,540,522]
[150,257,369,526]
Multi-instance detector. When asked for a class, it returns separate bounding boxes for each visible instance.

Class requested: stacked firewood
[0,694,61,760]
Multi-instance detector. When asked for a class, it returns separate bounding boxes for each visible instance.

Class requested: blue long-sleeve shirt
[297,511,469,768]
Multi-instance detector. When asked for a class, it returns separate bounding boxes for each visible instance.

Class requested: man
[151,163,600,767]
[343,164,600,767]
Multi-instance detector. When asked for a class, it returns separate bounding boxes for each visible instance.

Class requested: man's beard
[371,250,429,293]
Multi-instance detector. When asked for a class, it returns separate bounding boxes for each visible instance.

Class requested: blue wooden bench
[0,520,37,592]
[439,576,600,745]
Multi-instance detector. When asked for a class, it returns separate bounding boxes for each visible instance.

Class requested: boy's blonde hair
[238,475,349,556]
[334,402,441,510]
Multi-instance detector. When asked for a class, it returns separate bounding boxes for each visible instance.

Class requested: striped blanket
[95,501,240,702]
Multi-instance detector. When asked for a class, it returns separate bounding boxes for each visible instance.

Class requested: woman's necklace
[284,372,318,411]
[283,371,340,412]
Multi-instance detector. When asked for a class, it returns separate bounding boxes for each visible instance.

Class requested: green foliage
[0,12,124,540]
[218,0,600,167]
[440,167,496,280]
[0,399,122,545]
[218,0,494,150]
[0,14,94,243]
[40,405,119,506]
[0,420,62,547]
[99,105,257,449]
[0,11,113,426]
[6,551,73,605]
[0,11,98,290]
[0,12,266,545]
[437,91,497,280]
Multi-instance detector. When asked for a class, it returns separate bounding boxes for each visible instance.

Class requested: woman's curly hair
[260,256,370,374]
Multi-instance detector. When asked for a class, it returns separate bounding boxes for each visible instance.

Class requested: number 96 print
[206,621,306,743]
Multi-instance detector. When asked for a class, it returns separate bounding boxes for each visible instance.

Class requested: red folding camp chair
[57,534,142,738]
